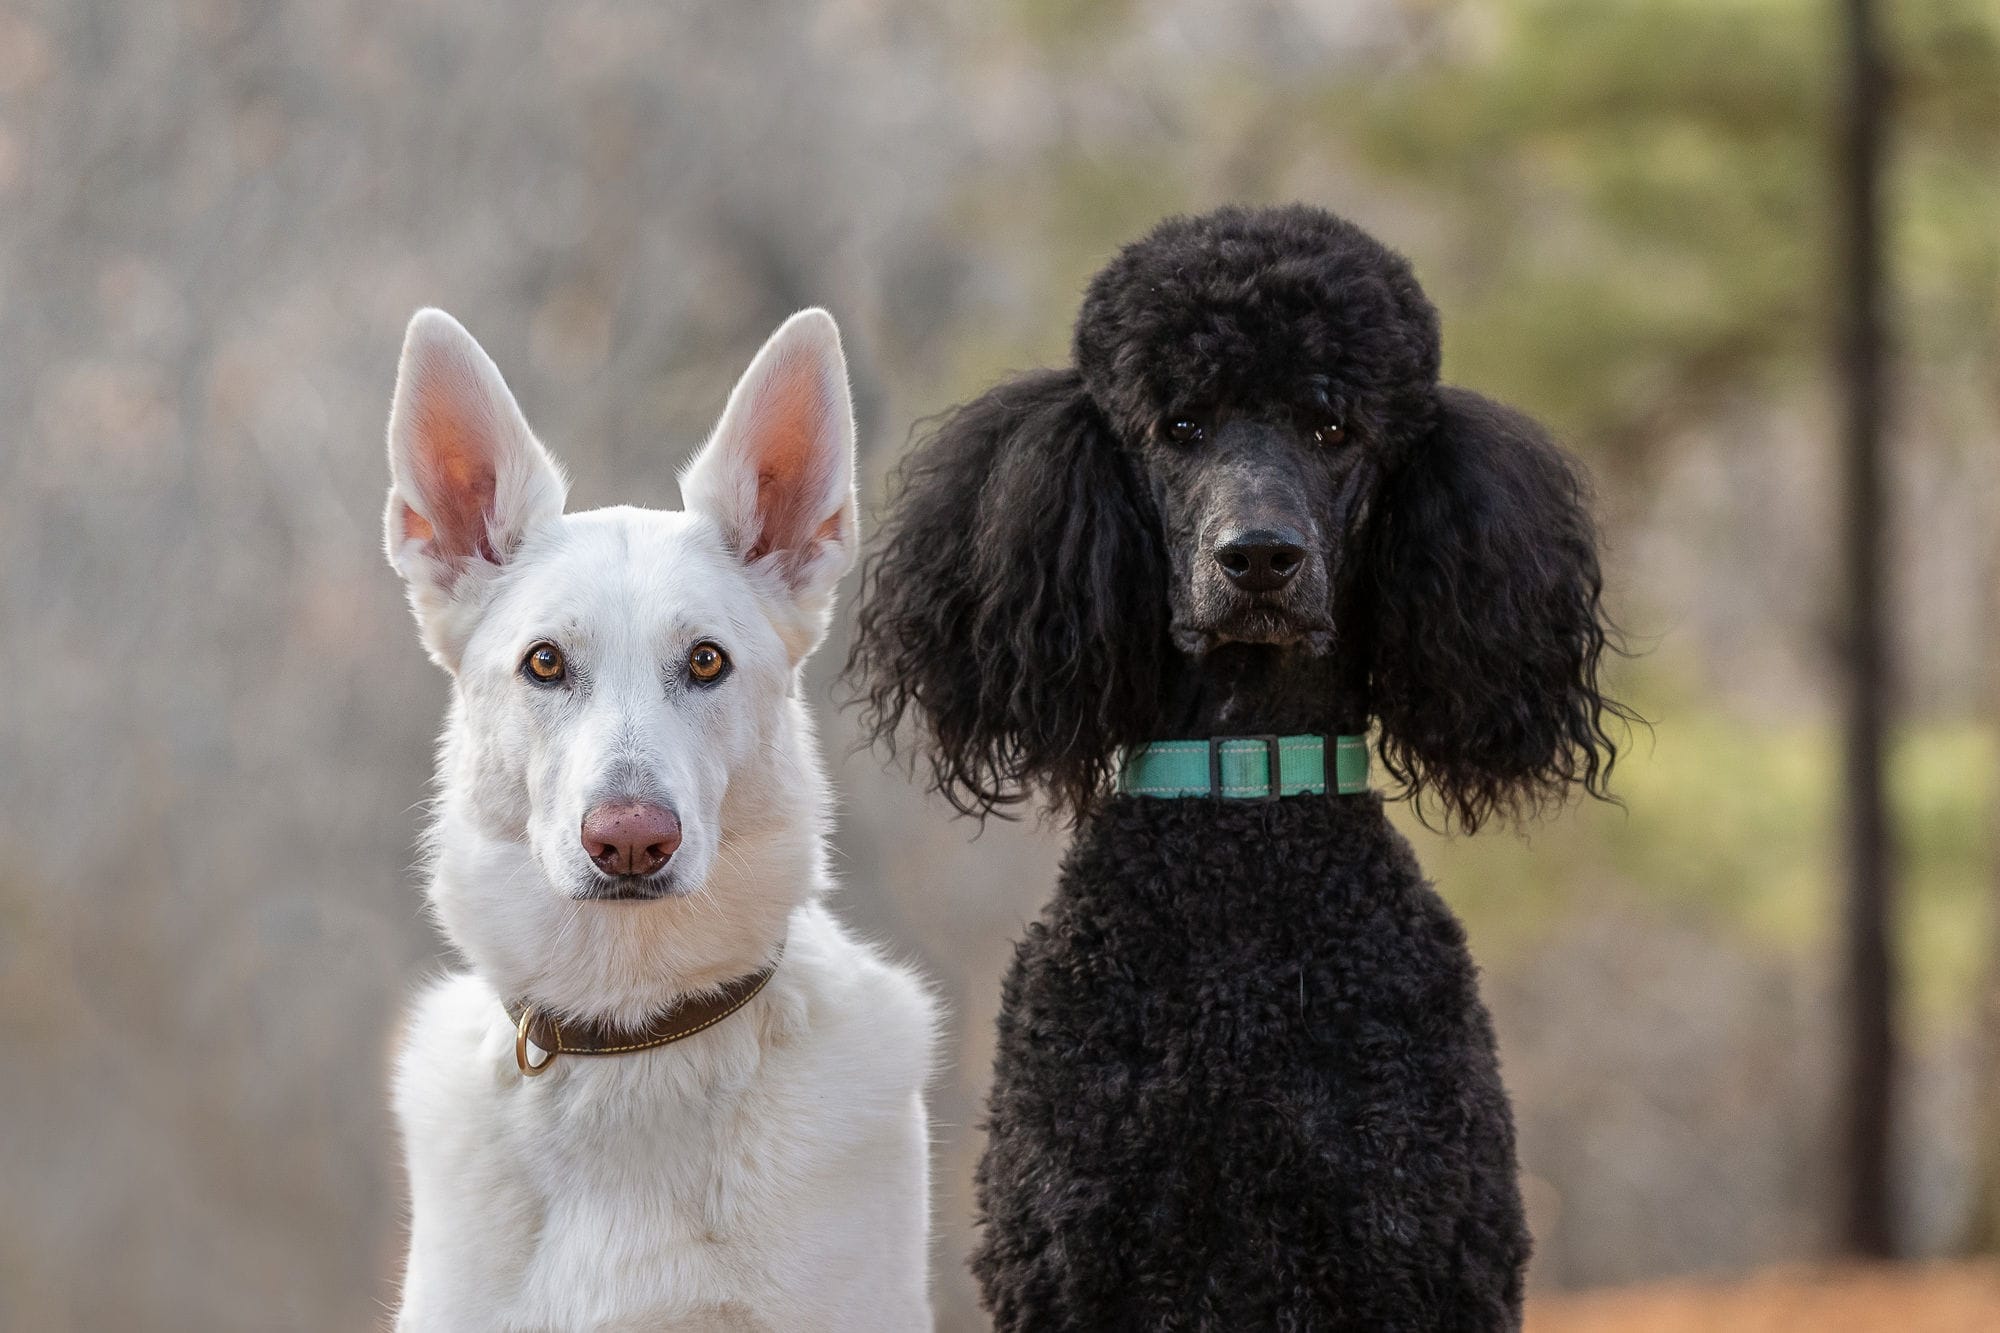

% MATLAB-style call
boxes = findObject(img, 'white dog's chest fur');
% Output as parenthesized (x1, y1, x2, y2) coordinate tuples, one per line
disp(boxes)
(396, 902, 933, 1332)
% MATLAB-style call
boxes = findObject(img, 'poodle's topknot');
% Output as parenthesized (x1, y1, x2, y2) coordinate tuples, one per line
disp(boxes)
(1073, 204, 1443, 445)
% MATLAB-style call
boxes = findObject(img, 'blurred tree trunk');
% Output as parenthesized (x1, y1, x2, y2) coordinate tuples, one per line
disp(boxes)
(1971, 384, 2000, 1253)
(1835, 0, 1897, 1260)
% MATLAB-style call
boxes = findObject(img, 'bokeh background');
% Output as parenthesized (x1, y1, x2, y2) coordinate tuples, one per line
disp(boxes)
(2, 0, 1997, 1328)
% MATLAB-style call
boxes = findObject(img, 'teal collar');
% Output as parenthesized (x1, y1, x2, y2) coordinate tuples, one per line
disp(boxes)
(1116, 734, 1370, 801)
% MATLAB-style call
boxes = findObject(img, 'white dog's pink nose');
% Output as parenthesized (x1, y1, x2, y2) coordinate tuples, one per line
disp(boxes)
(581, 801, 681, 878)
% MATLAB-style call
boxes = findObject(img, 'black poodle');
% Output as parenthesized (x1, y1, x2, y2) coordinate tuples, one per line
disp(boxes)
(852, 204, 1627, 1331)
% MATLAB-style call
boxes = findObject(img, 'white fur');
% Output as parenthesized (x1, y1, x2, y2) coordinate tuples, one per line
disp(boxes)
(383, 308, 937, 1331)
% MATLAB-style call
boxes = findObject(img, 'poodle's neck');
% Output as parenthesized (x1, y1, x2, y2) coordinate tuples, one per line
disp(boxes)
(1164, 642, 1368, 738)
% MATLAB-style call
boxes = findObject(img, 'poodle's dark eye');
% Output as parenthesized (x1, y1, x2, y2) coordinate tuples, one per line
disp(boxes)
(1164, 417, 1205, 445)
(522, 642, 566, 685)
(1313, 421, 1347, 447)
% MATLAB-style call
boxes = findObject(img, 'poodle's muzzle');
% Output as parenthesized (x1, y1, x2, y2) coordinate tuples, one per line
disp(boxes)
(1160, 418, 1340, 656)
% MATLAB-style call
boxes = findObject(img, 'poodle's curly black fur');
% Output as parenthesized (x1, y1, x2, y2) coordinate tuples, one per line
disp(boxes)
(851, 204, 1630, 1330)
(978, 796, 1527, 1330)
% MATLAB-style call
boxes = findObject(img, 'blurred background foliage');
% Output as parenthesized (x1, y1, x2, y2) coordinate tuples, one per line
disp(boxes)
(1, 0, 1996, 1328)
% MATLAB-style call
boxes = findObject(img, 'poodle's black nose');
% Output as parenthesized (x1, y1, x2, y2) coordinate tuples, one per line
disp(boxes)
(1215, 528, 1307, 592)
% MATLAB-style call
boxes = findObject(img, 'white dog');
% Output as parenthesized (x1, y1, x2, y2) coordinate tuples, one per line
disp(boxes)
(382, 306, 937, 1331)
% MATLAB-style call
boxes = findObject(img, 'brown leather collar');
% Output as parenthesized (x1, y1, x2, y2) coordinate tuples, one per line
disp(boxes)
(505, 946, 781, 1077)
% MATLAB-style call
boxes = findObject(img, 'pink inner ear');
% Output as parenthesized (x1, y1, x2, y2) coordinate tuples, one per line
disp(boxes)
(743, 361, 838, 565)
(409, 390, 500, 566)
(400, 504, 437, 545)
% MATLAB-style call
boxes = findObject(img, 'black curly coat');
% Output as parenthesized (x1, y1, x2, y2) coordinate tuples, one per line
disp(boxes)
(851, 205, 1627, 1330)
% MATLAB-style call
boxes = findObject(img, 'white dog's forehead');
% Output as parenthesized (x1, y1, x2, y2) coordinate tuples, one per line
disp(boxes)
(481, 507, 772, 662)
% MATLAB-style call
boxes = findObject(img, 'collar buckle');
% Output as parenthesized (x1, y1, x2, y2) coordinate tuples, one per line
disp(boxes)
(516, 1005, 558, 1077)
(1208, 734, 1283, 802)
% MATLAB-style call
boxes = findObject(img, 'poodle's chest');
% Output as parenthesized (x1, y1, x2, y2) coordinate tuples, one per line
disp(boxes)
(1012, 901, 1400, 1092)
(1007, 797, 1484, 1110)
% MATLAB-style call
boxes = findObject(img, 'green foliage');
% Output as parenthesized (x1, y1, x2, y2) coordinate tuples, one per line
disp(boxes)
(1404, 691, 1995, 1029)
(1341, 0, 2000, 459)
(1897, 0, 2000, 363)
(1010, 0, 1138, 50)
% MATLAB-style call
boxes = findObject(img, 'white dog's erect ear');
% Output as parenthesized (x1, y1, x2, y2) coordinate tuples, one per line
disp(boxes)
(680, 309, 859, 610)
(384, 308, 567, 666)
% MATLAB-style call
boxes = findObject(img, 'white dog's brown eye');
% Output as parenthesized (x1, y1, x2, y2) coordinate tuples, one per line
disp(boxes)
(1314, 421, 1347, 446)
(688, 641, 728, 684)
(1165, 417, 1205, 445)
(523, 642, 566, 684)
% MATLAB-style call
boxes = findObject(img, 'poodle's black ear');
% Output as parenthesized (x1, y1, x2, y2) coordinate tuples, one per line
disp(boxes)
(1365, 385, 1631, 831)
(850, 368, 1168, 820)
